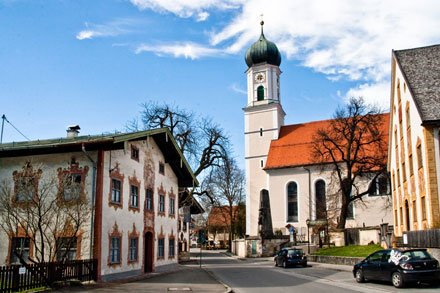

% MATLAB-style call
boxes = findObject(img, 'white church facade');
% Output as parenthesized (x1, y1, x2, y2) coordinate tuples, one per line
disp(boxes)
(243, 22, 393, 254)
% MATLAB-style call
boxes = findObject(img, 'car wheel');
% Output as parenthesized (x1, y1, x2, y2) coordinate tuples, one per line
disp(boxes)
(392, 272, 405, 288)
(355, 269, 365, 283)
(283, 260, 288, 268)
(274, 261, 278, 267)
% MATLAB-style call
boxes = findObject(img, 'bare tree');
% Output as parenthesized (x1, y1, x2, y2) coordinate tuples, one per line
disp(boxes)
(0, 163, 91, 264)
(128, 101, 230, 203)
(205, 155, 245, 249)
(312, 97, 388, 229)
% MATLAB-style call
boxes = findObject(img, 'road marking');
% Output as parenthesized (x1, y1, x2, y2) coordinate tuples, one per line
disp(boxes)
(168, 288, 192, 291)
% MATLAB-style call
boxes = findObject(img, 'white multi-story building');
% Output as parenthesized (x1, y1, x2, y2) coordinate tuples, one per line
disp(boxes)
(0, 126, 197, 281)
(388, 45, 440, 236)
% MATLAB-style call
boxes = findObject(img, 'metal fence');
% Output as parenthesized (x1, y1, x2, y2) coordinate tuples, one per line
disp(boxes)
(0, 259, 97, 293)
(404, 229, 440, 248)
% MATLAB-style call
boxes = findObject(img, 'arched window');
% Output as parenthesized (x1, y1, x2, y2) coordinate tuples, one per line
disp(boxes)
(368, 175, 389, 196)
(287, 182, 298, 222)
(315, 180, 326, 220)
(343, 178, 354, 219)
(257, 86, 264, 101)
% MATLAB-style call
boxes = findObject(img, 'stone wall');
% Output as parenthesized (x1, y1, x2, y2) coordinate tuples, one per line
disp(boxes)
(307, 255, 364, 266)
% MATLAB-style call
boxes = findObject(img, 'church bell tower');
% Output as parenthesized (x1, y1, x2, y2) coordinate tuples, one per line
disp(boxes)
(244, 21, 285, 236)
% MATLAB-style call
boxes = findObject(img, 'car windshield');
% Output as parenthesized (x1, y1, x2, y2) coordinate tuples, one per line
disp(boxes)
(402, 250, 433, 261)
(287, 249, 303, 255)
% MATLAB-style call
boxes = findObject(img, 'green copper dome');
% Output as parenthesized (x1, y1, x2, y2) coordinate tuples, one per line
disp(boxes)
(245, 21, 281, 68)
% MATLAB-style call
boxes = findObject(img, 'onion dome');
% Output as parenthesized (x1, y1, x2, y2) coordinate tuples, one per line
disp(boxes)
(245, 21, 281, 68)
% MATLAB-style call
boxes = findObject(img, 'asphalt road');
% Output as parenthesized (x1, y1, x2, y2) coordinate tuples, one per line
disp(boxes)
(191, 249, 440, 293)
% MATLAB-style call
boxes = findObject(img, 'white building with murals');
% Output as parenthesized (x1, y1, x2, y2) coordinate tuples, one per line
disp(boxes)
(0, 126, 197, 281)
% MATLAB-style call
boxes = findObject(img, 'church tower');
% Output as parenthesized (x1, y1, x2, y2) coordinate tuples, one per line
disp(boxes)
(244, 21, 285, 236)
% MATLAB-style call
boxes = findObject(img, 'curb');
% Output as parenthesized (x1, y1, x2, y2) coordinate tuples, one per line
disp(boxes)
(204, 268, 233, 293)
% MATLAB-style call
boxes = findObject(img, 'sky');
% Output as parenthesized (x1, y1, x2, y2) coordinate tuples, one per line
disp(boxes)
(1, 0, 440, 166)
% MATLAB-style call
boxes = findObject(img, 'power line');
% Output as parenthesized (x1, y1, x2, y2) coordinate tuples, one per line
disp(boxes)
(1, 114, 31, 143)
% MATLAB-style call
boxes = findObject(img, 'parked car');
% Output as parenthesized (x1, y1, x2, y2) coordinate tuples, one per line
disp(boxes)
(353, 248, 440, 288)
(274, 247, 307, 268)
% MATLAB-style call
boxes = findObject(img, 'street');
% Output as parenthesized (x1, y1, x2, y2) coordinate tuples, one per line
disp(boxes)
(192, 249, 440, 293)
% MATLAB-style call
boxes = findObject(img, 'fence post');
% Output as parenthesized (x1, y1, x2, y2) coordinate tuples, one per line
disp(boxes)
(12, 266, 20, 292)
(93, 259, 98, 281)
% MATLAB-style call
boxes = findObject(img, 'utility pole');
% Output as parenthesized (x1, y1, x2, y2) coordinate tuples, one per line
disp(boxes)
(1, 114, 6, 144)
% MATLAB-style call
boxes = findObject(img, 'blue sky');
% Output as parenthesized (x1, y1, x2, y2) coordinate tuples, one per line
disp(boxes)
(1, 0, 440, 164)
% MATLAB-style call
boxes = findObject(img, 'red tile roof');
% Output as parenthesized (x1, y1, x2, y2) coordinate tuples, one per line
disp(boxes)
(265, 113, 390, 169)
(207, 206, 240, 227)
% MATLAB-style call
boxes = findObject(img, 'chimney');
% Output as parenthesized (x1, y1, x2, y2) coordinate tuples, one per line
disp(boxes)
(66, 125, 80, 138)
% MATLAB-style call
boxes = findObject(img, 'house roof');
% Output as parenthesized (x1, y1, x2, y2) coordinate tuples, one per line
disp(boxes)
(0, 128, 198, 187)
(393, 44, 440, 125)
(265, 113, 390, 169)
(207, 206, 240, 227)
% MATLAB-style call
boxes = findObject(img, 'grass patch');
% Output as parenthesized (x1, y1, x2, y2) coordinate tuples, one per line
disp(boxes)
(312, 244, 382, 257)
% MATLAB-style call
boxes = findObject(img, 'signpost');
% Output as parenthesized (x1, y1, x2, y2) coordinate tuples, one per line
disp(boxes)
(198, 230, 205, 268)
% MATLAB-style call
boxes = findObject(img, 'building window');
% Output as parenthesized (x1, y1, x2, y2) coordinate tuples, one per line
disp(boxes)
(15, 176, 36, 202)
(10, 237, 31, 264)
(347, 201, 354, 219)
(169, 197, 175, 215)
(159, 162, 165, 175)
(260, 160, 264, 168)
(397, 168, 401, 186)
(417, 144, 423, 169)
(287, 182, 298, 222)
(394, 210, 398, 227)
(130, 185, 139, 208)
(257, 85, 264, 101)
(129, 237, 138, 262)
(369, 176, 389, 196)
(315, 180, 326, 220)
(110, 237, 121, 264)
(158, 238, 164, 259)
(111, 179, 121, 204)
(159, 194, 165, 214)
(412, 200, 417, 222)
(402, 162, 406, 182)
(422, 196, 427, 220)
(260, 128, 263, 136)
(146, 188, 153, 211)
(394, 129, 398, 148)
(409, 154, 414, 176)
(169, 238, 175, 257)
(131, 146, 139, 161)
(63, 174, 82, 201)
(56, 237, 77, 261)
(400, 206, 403, 225)
(406, 107, 411, 129)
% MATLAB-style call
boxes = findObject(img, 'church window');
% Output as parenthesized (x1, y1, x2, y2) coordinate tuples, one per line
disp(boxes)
(260, 128, 263, 136)
(287, 182, 298, 222)
(417, 144, 423, 169)
(368, 175, 389, 196)
(257, 86, 264, 101)
(315, 180, 326, 220)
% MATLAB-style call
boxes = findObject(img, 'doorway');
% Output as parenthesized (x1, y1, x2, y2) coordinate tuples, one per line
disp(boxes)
(144, 232, 153, 273)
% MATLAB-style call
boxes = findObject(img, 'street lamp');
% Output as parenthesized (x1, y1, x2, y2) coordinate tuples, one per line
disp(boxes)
(306, 218, 311, 254)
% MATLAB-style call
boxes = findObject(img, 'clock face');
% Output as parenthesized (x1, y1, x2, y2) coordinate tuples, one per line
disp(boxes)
(255, 72, 265, 83)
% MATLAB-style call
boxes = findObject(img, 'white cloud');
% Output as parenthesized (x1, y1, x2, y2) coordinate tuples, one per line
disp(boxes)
(230, 83, 247, 95)
(196, 11, 210, 22)
(129, 0, 240, 19)
(345, 82, 390, 110)
(135, 42, 222, 59)
(126, 0, 440, 105)
(76, 19, 139, 40)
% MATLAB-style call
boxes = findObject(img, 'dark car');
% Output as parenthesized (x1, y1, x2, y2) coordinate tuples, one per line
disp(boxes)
(353, 248, 440, 288)
(274, 247, 307, 268)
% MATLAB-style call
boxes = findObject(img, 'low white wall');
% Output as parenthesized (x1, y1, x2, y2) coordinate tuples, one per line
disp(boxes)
(232, 239, 246, 258)
(359, 229, 379, 245)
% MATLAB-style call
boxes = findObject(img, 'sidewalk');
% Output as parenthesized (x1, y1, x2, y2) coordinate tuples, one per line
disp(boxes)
(55, 265, 229, 292)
